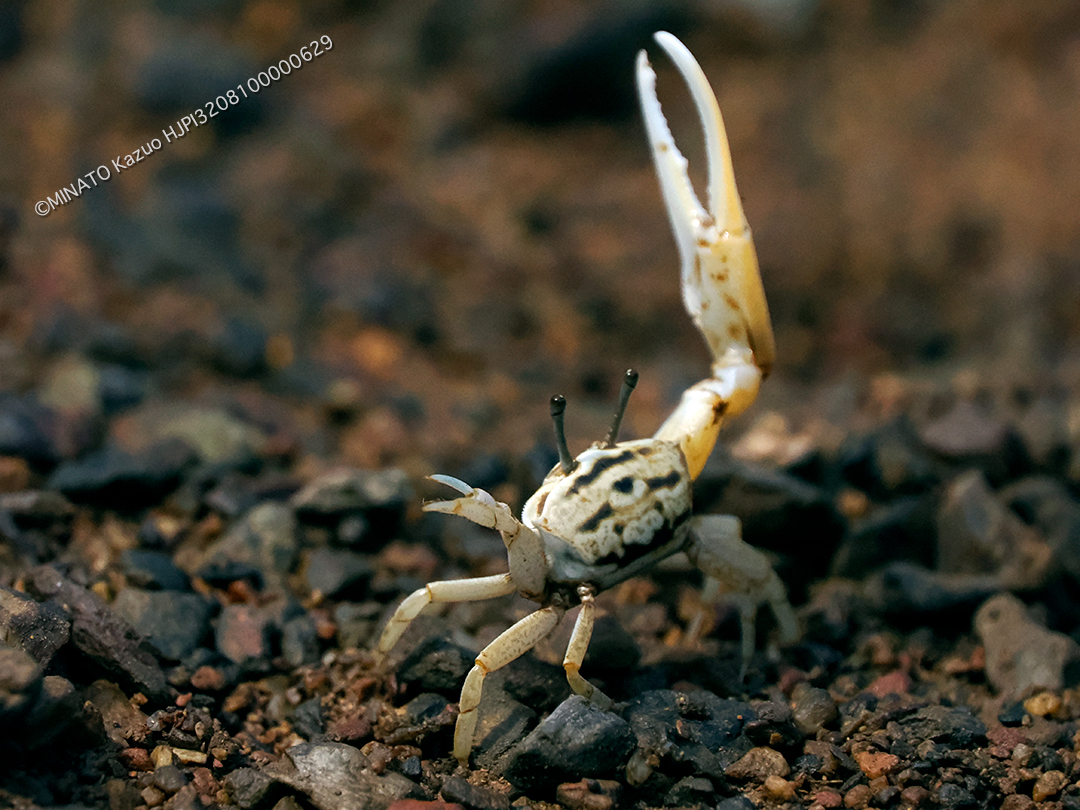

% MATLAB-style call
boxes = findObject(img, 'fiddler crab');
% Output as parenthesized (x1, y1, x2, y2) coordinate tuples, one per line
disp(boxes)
(376, 31, 799, 764)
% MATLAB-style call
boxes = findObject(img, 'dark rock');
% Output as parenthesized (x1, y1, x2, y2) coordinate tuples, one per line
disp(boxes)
(223, 767, 276, 810)
(396, 635, 474, 697)
(403, 693, 448, 725)
(864, 561, 1001, 616)
(196, 501, 298, 593)
(715, 796, 757, 810)
(119, 549, 190, 590)
(0, 395, 61, 467)
(154, 764, 187, 793)
(932, 782, 978, 809)
(830, 497, 936, 578)
(790, 683, 838, 736)
(293, 697, 325, 740)
(264, 741, 423, 810)
(48, 440, 196, 509)
(664, 775, 715, 808)
(0, 646, 42, 725)
(281, 614, 320, 667)
(111, 588, 214, 662)
(333, 602, 382, 650)
(997, 702, 1027, 726)
(0, 586, 71, 666)
(303, 547, 373, 598)
(920, 400, 1023, 482)
(492, 652, 569, 713)
(291, 467, 410, 544)
(213, 317, 268, 377)
(936, 470, 1051, 589)
(582, 614, 641, 674)
(622, 690, 753, 784)
(27, 566, 168, 700)
(974, 592, 1079, 697)
(440, 775, 509, 810)
(837, 417, 939, 498)
(473, 684, 538, 773)
(1001, 475, 1080, 585)
(0, 489, 75, 531)
(22, 674, 78, 750)
(898, 705, 986, 748)
(695, 449, 846, 589)
(744, 700, 802, 751)
(503, 696, 635, 791)
(215, 603, 274, 669)
(97, 363, 149, 415)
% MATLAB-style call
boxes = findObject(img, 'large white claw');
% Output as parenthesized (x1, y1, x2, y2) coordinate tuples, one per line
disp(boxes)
(423, 474, 519, 534)
(636, 32, 775, 379)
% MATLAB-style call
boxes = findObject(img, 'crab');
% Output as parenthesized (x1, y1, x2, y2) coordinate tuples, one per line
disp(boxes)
(376, 31, 799, 764)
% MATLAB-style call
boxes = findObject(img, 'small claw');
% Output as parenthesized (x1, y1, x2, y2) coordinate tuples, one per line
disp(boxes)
(636, 32, 775, 379)
(423, 474, 517, 535)
(427, 473, 474, 495)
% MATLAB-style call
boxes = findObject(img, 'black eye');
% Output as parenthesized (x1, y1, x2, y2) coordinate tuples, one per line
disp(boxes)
(612, 476, 635, 494)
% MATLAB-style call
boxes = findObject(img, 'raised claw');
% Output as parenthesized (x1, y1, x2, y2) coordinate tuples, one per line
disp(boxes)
(636, 32, 775, 381)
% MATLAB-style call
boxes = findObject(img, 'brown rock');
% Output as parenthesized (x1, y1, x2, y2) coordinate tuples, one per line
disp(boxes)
(855, 750, 901, 779)
(726, 746, 790, 779)
(555, 779, 622, 810)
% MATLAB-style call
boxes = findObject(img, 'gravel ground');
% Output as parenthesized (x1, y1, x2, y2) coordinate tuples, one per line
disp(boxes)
(3, 1, 1080, 809)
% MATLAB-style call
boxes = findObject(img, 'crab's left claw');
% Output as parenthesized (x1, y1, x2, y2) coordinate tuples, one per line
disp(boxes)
(637, 32, 775, 385)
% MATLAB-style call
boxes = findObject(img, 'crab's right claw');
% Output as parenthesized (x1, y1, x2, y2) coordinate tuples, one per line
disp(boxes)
(424, 474, 520, 535)
(636, 32, 775, 384)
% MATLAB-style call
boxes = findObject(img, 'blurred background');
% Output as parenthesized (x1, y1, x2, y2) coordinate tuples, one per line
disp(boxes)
(2, 0, 1080, 486)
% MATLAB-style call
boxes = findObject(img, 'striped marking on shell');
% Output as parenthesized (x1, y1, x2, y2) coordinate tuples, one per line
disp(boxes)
(523, 438, 691, 564)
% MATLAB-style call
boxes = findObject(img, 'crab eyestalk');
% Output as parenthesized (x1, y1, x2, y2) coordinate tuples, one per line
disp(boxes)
(637, 32, 775, 479)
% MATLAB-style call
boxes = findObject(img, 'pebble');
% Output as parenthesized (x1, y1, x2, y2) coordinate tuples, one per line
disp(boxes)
(265, 742, 423, 810)
(854, 750, 900, 779)
(119, 549, 190, 591)
(791, 684, 838, 735)
(114, 402, 268, 465)
(837, 416, 938, 499)
(439, 776, 509, 810)
(554, 779, 622, 810)
(1032, 769, 1067, 802)
(1000, 475, 1080, 586)
(111, 588, 215, 662)
(0, 585, 71, 666)
(196, 501, 298, 593)
(830, 496, 935, 578)
(936, 470, 1050, 588)
(898, 705, 986, 748)
(28, 566, 168, 700)
(974, 592, 1079, 697)
(303, 547, 373, 598)
(664, 775, 714, 807)
(47, 440, 197, 509)
(281, 614, 321, 667)
(725, 746, 790, 780)
(215, 604, 273, 669)
(502, 696, 635, 792)
(395, 635, 474, 697)
(472, 684, 537, 772)
(291, 467, 411, 544)
(919, 400, 1014, 476)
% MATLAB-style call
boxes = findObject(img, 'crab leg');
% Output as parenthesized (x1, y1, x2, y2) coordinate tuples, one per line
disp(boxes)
(637, 32, 775, 479)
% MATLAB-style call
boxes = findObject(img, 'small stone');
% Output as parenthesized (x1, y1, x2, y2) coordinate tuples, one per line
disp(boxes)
(843, 783, 872, 809)
(1032, 769, 1067, 802)
(932, 783, 977, 808)
(936, 470, 1050, 588)
(812, 789, 843, 808)
(223, 768, 274, 810)
(975, 593, 1080, 697)
(119, 549, 190, 591)
(265, 741, 423, 810)
(440, 776, 509, 810)
(899, 785, 930, 806)
(153, 764, 187, 793)
(111, 588, 214, 662)
(120, 747, 153, 771)
(715, 798, 756, 810)
(281, 614, 320, 667)
(396, 636, 474, 697)
(725, 746, 790, 780)
(897, 705, 986, 748)
(0, 586, 71, 667)
(791, 684, 838, 736)
(215, 604, 273, 668)
(855, 750, 900, 779)
(303, 548, 373, 598)
(196, 501, 298, 593)
(1000, 795, 1034, 810)
(865, 670, 911, 698)
(291, 467, 410, 542)
(554, 779, 621, 810)
(663, 776, 714, 808)
(763, 774, 796, 801)
(1022, 690, 1062, 717)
